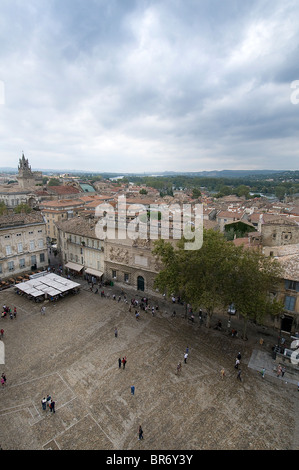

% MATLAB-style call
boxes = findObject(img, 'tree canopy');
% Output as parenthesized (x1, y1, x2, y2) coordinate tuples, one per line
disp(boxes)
(153, 229, 283, 338)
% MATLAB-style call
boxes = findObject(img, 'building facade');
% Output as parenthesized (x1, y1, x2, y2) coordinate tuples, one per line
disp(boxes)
(261, 217, 299, 250)
(40, 199, 87, 242)
(56, 215, 177, 293)
(104, 233, 161, 293)
(56, 216, 105, 280)
(274, 245, 299, 334)
(0, 212, 48, 280)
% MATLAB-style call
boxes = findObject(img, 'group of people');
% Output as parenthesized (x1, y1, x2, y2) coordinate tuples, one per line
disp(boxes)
(116, 355, 144, 441)
(1, 305, 17, 319)
(276, 363, 286, 378)
(176, 347, 190, 374)
(41, 394, 55, 413)
(235, 352, 242, 381)
(118, 356, 127, 369)
(220, 352, 243, 381)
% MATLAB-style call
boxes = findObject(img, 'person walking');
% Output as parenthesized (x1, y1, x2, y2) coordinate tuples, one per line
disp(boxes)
(184, 353, 188, 364)
(261, 368, 266, 378)
(234, 358, 240, 369)
(122, 357, 127, 369)
(237, 369, 242, 381)
(118, 358, 122, 369)
(41, 306, 46, 315)
(0, 329, 4, 338)
(138, 425, 143, 440)
(221, 367, 225, 379)
(13, 307, 17, 318)
(41, 397, 47, 410)
(1, 373, 6, 385)
(176, 362, 182, 375)
(131, 385, 135, 396)
(281, 366, 286, 378)
(114, 327, 118, 338)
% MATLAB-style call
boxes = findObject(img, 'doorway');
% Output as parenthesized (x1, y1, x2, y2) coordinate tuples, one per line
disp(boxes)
(281, 315, 293, 333)
(137, 276, 145, 291)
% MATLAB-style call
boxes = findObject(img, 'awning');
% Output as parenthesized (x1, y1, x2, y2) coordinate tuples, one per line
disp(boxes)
(15, 273, 80, 298)
(65, 262, 84, 272)
(85, 268, 104, 278)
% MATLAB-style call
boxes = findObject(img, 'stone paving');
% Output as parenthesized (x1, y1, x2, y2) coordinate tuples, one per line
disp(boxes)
(0, 280, 299, 450)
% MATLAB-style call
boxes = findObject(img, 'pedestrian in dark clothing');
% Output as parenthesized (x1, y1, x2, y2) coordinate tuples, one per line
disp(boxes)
(50, 400, 55, 413)
(114, 327, 118, 338)
(138, 425, 143, 440)
(131, 385, 135, 395)
(118, 358, 122, 369)
(122, 357, 127, 369)
(42, 397, 47, 410)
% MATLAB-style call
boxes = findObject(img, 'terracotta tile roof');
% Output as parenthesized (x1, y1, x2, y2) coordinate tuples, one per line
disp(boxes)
(55, 217, 98, 238)
(0, 211, 45, 228)
(48, 186, 81, 195)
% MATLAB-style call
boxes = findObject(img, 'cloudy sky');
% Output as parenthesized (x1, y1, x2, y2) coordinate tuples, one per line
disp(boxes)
(0, 0, 299, 173)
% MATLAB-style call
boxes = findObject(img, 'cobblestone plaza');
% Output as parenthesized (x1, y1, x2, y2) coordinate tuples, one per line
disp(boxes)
(0, 282, 299, 450)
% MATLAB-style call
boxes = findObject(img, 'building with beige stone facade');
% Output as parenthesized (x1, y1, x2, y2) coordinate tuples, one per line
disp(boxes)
(270, 244, 299, 334)
(56, 216, 105, 280)
(104, 233, 162, 292)
(40, 199, 87, 243)
(261, 216, 299, 252)
(55, 212, 182, 293)
(0, 212, 48, 280)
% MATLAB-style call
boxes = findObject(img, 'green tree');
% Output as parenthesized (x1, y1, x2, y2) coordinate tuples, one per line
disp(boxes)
(225, 248, 283, 339)
(153, 230, 283, 337)
(191, 188, 201, 199)
(153, 229, 237, 327)
(48, 178, 61, 186)
(235, 184, 250, 198)
(0, 201, 8, 215)
(275, 185, 287, 201)
(14, 203, 32, 214)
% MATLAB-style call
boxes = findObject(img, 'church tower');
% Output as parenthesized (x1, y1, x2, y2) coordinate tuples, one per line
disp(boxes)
(17, 152, 43, 188)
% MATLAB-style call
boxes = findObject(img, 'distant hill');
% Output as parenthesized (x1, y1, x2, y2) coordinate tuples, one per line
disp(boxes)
(0, 167, 296, 179)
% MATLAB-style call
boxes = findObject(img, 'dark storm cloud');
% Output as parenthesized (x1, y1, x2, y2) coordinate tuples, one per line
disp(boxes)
(0, 0, 298, 172)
